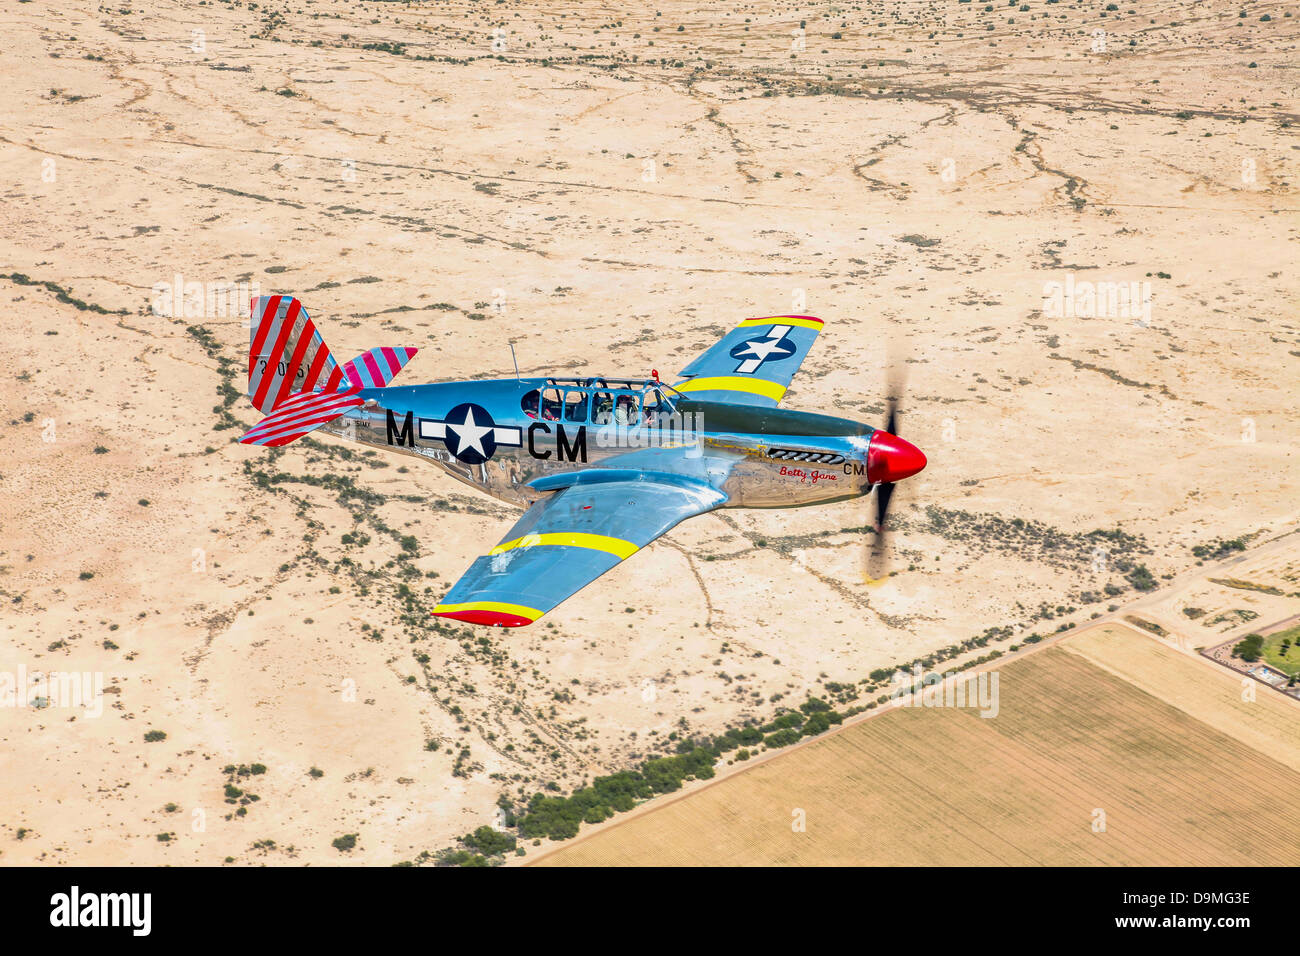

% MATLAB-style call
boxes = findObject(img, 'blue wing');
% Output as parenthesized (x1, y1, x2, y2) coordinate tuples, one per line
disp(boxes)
(674, 315, 824, 407)
(433, 475, 726, 627)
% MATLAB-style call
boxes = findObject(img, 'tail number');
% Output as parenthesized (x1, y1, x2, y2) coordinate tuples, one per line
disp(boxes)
(257, 356, 308, 381)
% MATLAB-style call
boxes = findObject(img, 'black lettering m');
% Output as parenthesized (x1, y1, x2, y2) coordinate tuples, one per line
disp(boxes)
(557, 425, 588, 463)
(387, 409, 414, 447)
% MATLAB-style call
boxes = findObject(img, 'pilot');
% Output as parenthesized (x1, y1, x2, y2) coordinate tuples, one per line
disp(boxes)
(541, 391, 561, 421)
(643, 391, 661, 426)
(522, 390, 539, 419)
(614, 394, 637, 425)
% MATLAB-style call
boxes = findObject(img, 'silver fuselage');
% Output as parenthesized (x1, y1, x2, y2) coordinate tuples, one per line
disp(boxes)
(317, 378, 879, 510)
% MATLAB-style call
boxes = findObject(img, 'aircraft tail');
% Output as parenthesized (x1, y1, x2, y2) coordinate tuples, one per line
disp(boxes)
(247, 294, 344, 413)
(240, 295, 417, 446)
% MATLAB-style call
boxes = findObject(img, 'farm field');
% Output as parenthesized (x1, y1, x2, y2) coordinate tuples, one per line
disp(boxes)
(1064, 625, 1300, 770)
(535, 625, 1300, 865)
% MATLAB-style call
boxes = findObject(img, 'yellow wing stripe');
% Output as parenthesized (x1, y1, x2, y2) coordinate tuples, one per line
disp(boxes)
(433, 601, 543, 621)
(675, 376, 788, 401)
(737, 316, 824, 331)
(490, 532, 640, 561)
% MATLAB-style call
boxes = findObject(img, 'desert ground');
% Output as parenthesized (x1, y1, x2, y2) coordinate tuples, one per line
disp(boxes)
(0, 0, 1296, 865)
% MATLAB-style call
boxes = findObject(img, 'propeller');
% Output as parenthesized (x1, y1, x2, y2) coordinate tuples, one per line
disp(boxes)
(867, 365, 909, 581)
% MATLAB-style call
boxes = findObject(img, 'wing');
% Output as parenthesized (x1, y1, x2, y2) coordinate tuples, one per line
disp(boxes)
(674, 315, 824, 407)
(433, 476, 726, 627)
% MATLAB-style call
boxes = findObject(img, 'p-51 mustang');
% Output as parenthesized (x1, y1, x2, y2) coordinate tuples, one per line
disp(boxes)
(240, 296, 926, 627)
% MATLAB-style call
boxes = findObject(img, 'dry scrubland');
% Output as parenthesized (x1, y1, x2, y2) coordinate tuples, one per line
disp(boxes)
(0, 0, 1296, 864)
(537, 624, 1300, 865)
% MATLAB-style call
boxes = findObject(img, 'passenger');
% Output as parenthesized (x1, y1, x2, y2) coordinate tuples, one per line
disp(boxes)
(566, 392, 589, 422)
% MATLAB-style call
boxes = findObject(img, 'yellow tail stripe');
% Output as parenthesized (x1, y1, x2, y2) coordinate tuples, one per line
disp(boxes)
(676, 376, 788, 401)
(434, 601, 543, 621)
(490, 532, 640, 561)
(737, 316, 823, 331)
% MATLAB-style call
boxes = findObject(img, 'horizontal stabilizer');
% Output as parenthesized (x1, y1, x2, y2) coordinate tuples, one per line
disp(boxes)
(239, 387, 363, 446)
(343, 347, 419, 388)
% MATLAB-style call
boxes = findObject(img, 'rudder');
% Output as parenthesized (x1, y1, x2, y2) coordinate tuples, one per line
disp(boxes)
(247, 295, 344, 414)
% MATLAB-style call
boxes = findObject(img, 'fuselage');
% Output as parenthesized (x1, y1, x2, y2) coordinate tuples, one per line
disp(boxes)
(316, 376, 885, 510)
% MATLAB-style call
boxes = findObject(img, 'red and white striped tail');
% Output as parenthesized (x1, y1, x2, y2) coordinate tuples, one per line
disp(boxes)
(241, 295, 418, 447)
(247, 295, 344, 415)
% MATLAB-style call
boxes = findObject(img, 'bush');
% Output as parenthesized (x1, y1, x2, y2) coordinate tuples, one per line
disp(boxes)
(1126, 564, 1157, 591)
(436, 849, 487, 867)
(761, 711, 805, 733)
(1191, 537, 1247, 560)
(462, 825, 516, 856)
(1233, 634, 1263, 663)
(800, 712, 834, 736)
(764, 728, 802, 748)
(517, 745, 718, 841)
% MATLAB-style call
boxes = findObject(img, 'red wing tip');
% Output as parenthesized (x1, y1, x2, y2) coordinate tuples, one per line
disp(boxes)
(433, 609, 535, 628)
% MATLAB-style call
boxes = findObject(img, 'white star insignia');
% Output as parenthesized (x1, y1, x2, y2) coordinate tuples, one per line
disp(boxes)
(447, 406, 493, 457)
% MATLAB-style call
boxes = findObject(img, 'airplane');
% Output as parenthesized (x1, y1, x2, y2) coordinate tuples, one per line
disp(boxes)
(239, 295, 927, 628)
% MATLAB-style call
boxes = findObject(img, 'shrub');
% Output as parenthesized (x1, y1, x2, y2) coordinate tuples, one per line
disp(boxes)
(1233, 634, 1263, 663)
(462, 825, 516, 856)
(1126, 564, 1157, 591)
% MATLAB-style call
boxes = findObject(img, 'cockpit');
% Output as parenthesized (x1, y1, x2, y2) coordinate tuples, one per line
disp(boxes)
(520, 377, 679, 426)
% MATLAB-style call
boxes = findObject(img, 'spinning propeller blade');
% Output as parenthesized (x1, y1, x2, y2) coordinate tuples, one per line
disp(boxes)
(867, 362, 924, 580)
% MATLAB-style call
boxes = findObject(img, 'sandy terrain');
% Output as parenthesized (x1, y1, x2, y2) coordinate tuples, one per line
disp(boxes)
(0, 0, 1296, 864)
